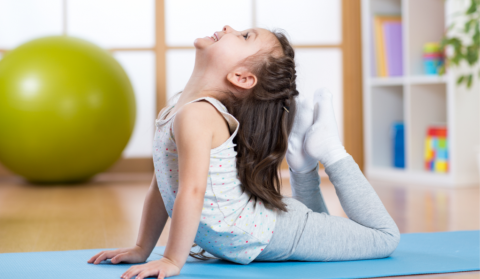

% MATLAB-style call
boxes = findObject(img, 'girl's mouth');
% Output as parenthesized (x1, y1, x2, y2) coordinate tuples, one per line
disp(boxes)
(212, 32, 219, 42)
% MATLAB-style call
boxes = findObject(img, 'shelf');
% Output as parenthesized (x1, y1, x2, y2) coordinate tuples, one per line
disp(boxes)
(367, 167, 452, 186)
(370, 86, 404, 168)
(406, 0, 445, 76)
(369, 0, 401, 15)
(409, 84, 447, 172)
(409, 75, 447, 84)
(362, 0, 480, 186)
(369, 77, 405, 86)
(368, 75, 448, 86)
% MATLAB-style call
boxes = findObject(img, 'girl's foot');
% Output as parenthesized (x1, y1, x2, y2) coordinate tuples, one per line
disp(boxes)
(304, 88, 348, 168)
(286, 90, 318, 173)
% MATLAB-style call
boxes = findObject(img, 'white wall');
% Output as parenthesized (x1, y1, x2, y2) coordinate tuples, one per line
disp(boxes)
(0, 0, 63, 49)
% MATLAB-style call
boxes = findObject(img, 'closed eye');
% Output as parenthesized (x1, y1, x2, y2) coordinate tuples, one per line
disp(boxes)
(243, 32, 249, 40)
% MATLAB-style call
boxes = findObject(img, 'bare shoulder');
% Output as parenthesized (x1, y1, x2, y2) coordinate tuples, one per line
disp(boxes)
(173, 100, 227, 134)
(173, 100, 230, 149)
(175, 101, 222, 124)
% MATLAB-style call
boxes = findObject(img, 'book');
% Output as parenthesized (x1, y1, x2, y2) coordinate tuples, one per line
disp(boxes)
(384, 22, 403, 76)
(370, 17, 377, 77)
(373, 15, 402, 77)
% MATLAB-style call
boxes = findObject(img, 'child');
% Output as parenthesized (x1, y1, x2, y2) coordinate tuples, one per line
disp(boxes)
(87, 26, 400, 279)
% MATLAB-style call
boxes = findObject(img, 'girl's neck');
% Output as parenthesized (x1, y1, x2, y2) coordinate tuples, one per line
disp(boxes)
(175, 65, 227, 107)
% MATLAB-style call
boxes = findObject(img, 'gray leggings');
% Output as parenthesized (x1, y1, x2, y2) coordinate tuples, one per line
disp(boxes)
(254, 155, 400, 262)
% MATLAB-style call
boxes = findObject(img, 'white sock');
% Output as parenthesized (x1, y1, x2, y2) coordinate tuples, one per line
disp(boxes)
(286, 90, 319, 174)
(304, 88, 348, 168)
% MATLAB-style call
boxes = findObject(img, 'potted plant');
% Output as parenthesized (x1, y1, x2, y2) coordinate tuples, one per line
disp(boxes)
(440, 0, 480, 88)
(440, 0, 480, 182)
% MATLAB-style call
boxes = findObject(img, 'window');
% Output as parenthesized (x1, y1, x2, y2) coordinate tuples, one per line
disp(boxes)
(164, 0, 343, 141)
(0, 0, 345, 164)
(0, 0, 156, 158)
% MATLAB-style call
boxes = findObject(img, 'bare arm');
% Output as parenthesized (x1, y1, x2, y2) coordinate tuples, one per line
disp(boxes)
(117, 102, 225, 278)
(135, 174, 170, 258)
(162, 102, 217, 269)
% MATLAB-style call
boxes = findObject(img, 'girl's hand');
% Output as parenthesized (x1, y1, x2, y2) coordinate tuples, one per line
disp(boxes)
(87, 245, 148, 265)
(121, 257, 181, 279)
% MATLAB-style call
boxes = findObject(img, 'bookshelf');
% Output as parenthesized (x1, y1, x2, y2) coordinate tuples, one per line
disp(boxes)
(361, 0, 480, 186)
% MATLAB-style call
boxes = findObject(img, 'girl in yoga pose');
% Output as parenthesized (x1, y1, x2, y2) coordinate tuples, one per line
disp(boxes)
(87, 25, 400, 279)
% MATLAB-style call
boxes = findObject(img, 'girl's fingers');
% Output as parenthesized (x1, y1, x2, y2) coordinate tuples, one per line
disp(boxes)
(137, 269, 155, 279)
(122, 266, 140, 279)
(93, 252, 107, 264)
(111, 252, 128, 264)
(157, 269, 166, 279)
(87, 251, 103, 263)
(93, 251, 116, 264)
(121, 269, 130, 279)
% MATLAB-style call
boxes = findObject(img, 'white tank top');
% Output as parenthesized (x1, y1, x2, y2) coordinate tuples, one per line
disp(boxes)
(153, 96, 277, 264)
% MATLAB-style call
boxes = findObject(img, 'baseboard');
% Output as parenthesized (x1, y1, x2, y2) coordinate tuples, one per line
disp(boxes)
(105, 157, 154, 173)
(0, 157, 154, 179)
(0, 157, 322, 179)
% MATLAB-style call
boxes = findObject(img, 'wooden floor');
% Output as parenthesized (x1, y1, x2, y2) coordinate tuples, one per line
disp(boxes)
(0, 172, 478, 279)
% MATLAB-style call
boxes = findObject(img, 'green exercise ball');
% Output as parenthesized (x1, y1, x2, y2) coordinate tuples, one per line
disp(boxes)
(0, 36, 136, 184)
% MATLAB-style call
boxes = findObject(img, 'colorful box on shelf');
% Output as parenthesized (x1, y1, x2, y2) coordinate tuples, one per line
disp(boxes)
(392, 122, 405, 168)
(424, 126, 448, 173)
(423, 43, 444, 75)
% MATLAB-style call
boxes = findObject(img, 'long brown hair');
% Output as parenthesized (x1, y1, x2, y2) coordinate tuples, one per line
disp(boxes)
(162, 29, 298, 261)
(223, 29, 298, 212)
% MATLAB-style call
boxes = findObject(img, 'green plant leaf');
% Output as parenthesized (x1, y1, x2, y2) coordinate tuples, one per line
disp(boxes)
(440, 0, 480, 89)
(466, 46, 479, 65)
(465, 19, 476, 32)
(451, 52, 463, 65)
(466, 0, 477, 14)
(466, 74, 473, 88)
(448, 37, 463, 52)
(473, 22, 480, 45)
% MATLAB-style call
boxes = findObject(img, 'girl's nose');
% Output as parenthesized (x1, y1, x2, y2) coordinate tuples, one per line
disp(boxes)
(222, 25, 239, 35)
(223, 25, 232, 33)
(217, 25, 241, 41)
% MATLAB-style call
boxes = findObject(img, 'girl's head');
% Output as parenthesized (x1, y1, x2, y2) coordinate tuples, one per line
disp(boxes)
(194, 25, 282, 96)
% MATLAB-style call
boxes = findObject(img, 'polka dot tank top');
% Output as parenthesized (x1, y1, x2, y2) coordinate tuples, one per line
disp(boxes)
(153, 96, 277, 265)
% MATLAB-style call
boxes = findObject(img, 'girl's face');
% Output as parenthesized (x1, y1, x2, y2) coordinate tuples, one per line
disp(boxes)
(194, 25, 277, 74)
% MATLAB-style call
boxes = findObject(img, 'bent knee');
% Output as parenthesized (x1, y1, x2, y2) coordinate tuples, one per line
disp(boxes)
(379, 228, 401, 258)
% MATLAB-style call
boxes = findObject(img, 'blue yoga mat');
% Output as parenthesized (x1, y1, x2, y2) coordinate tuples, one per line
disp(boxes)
(0, 230, 478, 279)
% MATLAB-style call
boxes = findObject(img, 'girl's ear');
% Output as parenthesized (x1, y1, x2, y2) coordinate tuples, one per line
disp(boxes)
(227, 68, 257, 90)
